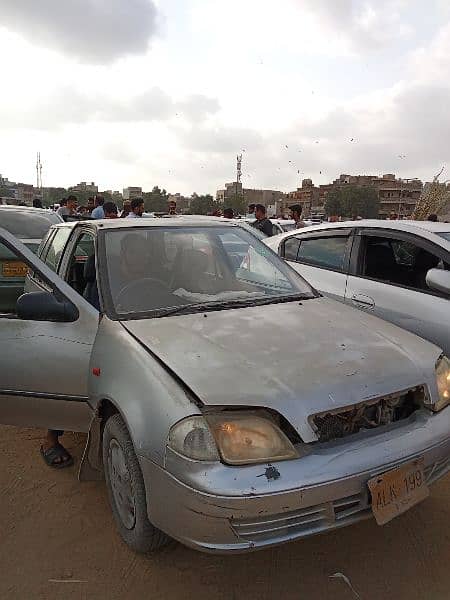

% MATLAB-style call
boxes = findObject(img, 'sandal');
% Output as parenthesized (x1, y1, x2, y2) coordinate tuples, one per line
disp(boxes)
(40, 443, 74, 469)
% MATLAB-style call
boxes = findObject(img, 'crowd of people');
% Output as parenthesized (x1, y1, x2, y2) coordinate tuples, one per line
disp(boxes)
(47, 194, 145, 221)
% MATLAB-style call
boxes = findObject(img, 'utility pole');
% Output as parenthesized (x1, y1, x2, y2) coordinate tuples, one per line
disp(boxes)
(235, 153, 242, 209)
(36, 152, 43, 202)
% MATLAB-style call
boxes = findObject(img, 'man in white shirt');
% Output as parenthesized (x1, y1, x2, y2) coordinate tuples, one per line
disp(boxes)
(56, 195, 77, 220)
(127, 197, 145, 218)
(91, 195, 105, 219)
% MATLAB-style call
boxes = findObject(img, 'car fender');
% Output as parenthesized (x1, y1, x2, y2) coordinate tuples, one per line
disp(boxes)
(81, 316, 202, 478)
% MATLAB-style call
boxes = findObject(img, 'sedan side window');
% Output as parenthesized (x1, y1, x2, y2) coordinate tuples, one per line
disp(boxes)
(296, 236, 349, 271)
(283, 236, 301, 260)
(362, 235, 446, 292)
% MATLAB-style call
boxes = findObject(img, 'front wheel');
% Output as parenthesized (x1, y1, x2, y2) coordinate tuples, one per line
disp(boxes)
(102, 413, 169, 553)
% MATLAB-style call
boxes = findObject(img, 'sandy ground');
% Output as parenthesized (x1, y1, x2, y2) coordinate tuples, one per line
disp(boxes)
(1, 426, 450, 600)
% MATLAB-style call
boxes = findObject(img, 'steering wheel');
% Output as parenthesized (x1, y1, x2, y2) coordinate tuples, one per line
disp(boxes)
(115, 277, 169, 312)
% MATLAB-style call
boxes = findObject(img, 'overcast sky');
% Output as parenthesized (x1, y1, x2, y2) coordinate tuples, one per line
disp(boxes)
(0, 0, 449, 195)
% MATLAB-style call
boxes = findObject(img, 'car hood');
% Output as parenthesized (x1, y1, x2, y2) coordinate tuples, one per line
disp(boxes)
(122, 298, 440, 442)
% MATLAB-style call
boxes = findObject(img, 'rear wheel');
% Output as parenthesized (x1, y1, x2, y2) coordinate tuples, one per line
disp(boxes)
(103, 413, 169, 553)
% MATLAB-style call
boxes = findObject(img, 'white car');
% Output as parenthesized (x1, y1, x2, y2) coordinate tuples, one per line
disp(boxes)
(264, 219, 450, 355)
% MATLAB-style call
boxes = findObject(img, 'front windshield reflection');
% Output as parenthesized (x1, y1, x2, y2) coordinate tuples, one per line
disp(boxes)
(102, 226, 314, 317)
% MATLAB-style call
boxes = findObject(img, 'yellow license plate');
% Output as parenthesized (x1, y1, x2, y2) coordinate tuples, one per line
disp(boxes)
(368, 458, 428, 525)
(2, 261, 28, 277)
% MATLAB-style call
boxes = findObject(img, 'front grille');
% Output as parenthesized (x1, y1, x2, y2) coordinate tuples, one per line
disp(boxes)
(311, 387, 424, 443)
(231, 493, 370, 543)
(231, 454, 450, 545)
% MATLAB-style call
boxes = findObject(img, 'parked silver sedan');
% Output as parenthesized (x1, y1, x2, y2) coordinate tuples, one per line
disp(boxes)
(1, 219, 450, 554)
(265, 220, 450, 355)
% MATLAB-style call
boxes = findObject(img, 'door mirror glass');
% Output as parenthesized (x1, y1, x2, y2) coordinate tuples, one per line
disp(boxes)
(426, 269, 450, 296)
(16, 291, 79, 322)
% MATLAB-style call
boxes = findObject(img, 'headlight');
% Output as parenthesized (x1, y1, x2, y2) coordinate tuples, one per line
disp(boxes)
(167, 411, 299, 465)
(434, 355, 450, 411)
(167, 416, 220, 461)
(206, 411, 298, 465)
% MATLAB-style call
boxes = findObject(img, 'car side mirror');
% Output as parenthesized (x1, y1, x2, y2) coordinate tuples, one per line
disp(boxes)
(426, 268, 450, 296)
(16, 291, 79, 322)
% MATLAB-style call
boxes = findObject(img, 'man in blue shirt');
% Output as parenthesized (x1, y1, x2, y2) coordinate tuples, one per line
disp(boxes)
(91, 195, 105, 219)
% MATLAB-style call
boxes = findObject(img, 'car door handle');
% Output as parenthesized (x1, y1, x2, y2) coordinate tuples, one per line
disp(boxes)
(351, 294, 375, 309)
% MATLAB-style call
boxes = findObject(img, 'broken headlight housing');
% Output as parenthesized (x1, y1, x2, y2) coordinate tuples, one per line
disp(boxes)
(433, 355, 450, 412)
(167, 411, 298, 465)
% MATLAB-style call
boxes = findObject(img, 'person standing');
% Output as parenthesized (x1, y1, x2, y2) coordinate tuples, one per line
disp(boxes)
(251, 204, 273, 236)
(87, 197, 95, 215)
(104, 201, 118, 218)
(57, 195, 77, 220)
(120, 200, 131, 218)
(91, 195, 105, 219)
(127, 198, 145, 218)
(246, 203, 256, 218)
(290, 204, 306, 228)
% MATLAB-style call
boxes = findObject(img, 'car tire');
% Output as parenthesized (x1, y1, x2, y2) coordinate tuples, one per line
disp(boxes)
(103, 413, 169, 553)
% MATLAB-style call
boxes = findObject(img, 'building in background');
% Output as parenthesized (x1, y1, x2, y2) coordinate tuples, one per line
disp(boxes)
(16, 182, 34, 205)
(69, 181, 98, 195)
(287, 179, 321, 217)
(123, 186, 143, 200)
(288, 173, 423, 219)
(216, 182, 286, 215)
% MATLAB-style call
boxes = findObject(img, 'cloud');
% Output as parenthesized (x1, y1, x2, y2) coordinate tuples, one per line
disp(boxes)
(300, 0, 414, 52)
(0, 87, 219, 130)
(0, 0, 158, 64)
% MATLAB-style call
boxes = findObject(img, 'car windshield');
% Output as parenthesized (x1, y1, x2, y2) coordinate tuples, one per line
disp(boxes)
(438, 232, 450, 242)
(101, 225, 315, 318)
(0, 210, 60, 239)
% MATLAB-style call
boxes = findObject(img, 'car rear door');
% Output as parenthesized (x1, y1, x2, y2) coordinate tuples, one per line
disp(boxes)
(0, 227, 99, 432)
(345, 227, 450, 355)
(279, 228, 353, 302)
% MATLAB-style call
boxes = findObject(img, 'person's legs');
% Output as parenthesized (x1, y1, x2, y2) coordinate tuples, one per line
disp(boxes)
(41, 430, 73, 468)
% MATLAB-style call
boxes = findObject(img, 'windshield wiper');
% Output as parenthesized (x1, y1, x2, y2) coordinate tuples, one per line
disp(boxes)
(153, 293, 314, 318)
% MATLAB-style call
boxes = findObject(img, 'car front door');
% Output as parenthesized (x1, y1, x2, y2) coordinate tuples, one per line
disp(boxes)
(0, 227, 99, 432)
(280, 229, 353, 302)
(345, 228, 450, 355)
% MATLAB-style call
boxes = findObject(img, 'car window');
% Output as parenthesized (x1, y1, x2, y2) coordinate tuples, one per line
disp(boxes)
(65, 232, 96, 297)
(101, 226, 314, 317)
(297, 236, 349, 271)
(362, 235, 447, 293)
(0, 210, 60, 239)
(283, 236, 301, 261)
(43, 228, 72, 272)
(438, 232, 450, 242)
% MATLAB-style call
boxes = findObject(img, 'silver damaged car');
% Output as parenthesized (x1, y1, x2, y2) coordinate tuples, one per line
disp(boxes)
(1, 219, 450, 554)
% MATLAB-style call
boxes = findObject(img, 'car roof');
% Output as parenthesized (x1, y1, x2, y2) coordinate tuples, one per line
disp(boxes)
(265, 219, 450, 249)
(0, 205, 56, 216)
(51, 216, 248, 230)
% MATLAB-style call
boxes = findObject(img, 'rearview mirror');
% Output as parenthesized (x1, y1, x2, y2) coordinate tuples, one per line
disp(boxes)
(16, 291, 79, 322)
(426, 268, 450, 296)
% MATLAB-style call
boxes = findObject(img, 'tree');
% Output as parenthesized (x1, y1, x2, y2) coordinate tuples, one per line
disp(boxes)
(325, 185, 379, 218)
(41, 187, 67, 207)
(225, 194, 246, 216)
(143, 186, 169, 212)
(189, 193, 216, 215)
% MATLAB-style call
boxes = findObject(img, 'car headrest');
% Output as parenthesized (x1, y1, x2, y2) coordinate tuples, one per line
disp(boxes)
(415, 249, 439, 271)
(180, 249, 210, 273)
(83, 255, 97, 282)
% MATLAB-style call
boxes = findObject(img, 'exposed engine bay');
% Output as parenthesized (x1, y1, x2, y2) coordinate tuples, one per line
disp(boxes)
(311, 387, 425, 443)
